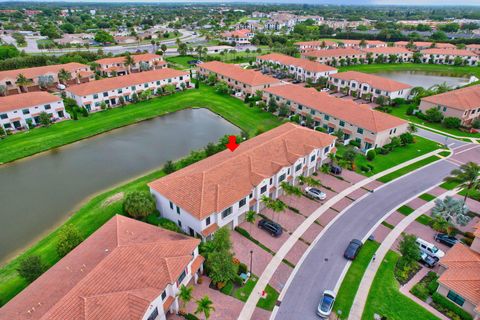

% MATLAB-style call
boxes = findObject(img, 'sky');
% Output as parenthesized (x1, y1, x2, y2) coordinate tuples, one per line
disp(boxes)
(3, 0, 480, 4)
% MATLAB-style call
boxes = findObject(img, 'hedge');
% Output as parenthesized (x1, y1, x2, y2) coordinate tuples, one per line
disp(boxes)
(432, 293, 473, 320)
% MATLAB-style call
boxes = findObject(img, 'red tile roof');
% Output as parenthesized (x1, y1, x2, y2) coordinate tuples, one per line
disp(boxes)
(0, 215, 200, 320)
(302, 48, 365, 58)
(198, 61, 281, 87)
(294, 40, 337, 47)
(421, 48, 478, 56)
(329, 71, 412, 92)
(439, 243, 480, 307)
(395, 41, 456, 49)
(95, 53, 162, 65)
(0, 62, 89, 81)
(67, 68, 188, 96)
(258, 53, 337, 73)
(0, 91, 61, 113)
(149, 123, 335, 219)
(264, 84, 407, 133)
(361, 47, 413, 55)
(340, 39, 386, 46)
(421, 84, 480, 111)
(221, 29, 252, 38)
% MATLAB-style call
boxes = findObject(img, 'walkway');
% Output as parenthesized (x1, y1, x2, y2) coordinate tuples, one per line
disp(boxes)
(348, 188, 458, 320)
(414, 123, 479, 144)
(238, 148, 446, 320)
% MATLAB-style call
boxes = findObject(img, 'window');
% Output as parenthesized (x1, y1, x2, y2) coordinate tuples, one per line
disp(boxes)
(324, 146, 330, 153)
(4, 123, 11, 128)
(221, 207, 232, 218)
(447, 291, 465, 306)
(279, 173, 286, 182)
(169, 201, 173, 210)
(0, 113, 7, 119)
(93, 94, 98, 99)
(178, 220, 182, 227)
(176, 206, 180, 214)
(269, 178, 273, 185)
(156, 81, 161, 85)
(339, 120, 345, 127)
(161, 290, 167, 300)
(324, 115, 330, 121)
(295, 163, 302, 171)
(117, 89, 123, 94)
(147, 307, 159, 320)
(239, 198, 246, 207)
(310, 154, 316, 162)
(58, 111, 64, 118)
(206, 216, 211, 226)
(298, 105, 303, 110)
(144, 83, 148, 88)
(178, 269, 187, 284)
(44, 104, 51, 110)
(131, 86, 136, 90)
(103, 92, 108, 97)
(260, 185, 267, 194)
(249, 193, 253, 198)
(357, 128, 364, 134)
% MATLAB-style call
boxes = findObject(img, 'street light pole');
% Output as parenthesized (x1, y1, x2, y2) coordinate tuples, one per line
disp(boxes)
(250, 250, 253, 275)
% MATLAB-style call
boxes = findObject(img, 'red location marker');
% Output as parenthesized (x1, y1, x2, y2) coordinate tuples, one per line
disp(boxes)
(226, 135, 239, 152)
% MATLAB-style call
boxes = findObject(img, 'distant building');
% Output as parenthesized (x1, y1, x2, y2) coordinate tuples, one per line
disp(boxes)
(221, 29, 255, 45)
(0, 91, 68, 131)
(394, 41, 456, 51)
(340, 39, 387, 49)
(420, 48, 479, 65)
(294, 40, 338, 52)
(419, 84, 480, 127)
(95, 53, 165, 77)
(361, 47, 414, 63)
(0, 215, 204, 320)
(301, 48, 367, 66)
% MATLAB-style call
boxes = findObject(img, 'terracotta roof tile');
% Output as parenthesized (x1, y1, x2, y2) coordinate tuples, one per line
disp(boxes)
(421, 84, 480, 111)
(421, 48, 478, 56)
(395, 41, 456, 49)
(201, 223, 219, 237)
(257, 53, 337, 73)
(0, 91, 61, 113)
(0, 62, 88, 81)
(96, 53, 162, 65)
(264, 84, 407, 132)
(198, 61, 282, 87)
(330, 71, 412, 92)
(221, 29, 252, 38)
(362, 47, 413, 55)
(66, 68, 188, 96)
(0, 215, 200, 320)
(149, 123, 335, 219)
(294, 40, 337, 47)
(302, 48, 366, 58)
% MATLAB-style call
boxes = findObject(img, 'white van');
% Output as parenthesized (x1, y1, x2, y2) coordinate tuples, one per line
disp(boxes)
(416, 237, 445, 259)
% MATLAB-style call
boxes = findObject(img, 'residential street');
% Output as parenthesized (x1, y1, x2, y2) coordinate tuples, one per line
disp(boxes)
(275, 133, 479, 320)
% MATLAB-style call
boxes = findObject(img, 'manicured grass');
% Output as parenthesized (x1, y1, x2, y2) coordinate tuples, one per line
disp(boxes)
(459, 188, 480, 202)
(397, 205, 415, 216)
(382, 221, 395, 229)
(416, 214, 434, 226)
(440, 180, 460, 190)
(166, 55, 196, 69)
(333, 240, 380, 319)
(438, 150, 451, 157)
(419, 193, 436, 202)
(232, 275, 279, 311)
(377, 155, 441, 183)
(0, 86, 282, 164)
(362, 250, 440, 320)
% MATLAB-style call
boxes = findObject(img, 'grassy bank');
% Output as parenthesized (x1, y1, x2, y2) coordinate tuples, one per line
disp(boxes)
(362, 251, 440, 320)
(378, 155, 442, 183)
(0, 86, 282, 164)
(333, 240, 380, 319)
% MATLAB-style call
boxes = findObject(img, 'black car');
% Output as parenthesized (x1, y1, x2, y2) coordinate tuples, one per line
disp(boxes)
(330, 165, 342, 175)
(419, 252, 439, 268)
(258, 219, 283, 237)
(344, 239, 363, 260)
(434, 233, 459, 247)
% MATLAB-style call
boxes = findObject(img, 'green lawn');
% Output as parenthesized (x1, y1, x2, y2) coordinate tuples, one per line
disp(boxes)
(0, 86, 282, 305)
(0, 86, 282, 164)
(362, 251, 440, 320)
(419, 193, 436, 202)
(377, 155, 441, 183)
(232, 275, 279, 311)
(166, 55, 196, 69)
(333, 240, 380, 319)
(397, 205, 415, 216)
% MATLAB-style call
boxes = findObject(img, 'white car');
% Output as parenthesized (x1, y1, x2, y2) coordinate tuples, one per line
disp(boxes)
(317, 290, 336, 318)
(416, 237, 445, 259)
(321, 88, 329, 92)
(56, 83, 66, 90)
(305, 187, 327, 200)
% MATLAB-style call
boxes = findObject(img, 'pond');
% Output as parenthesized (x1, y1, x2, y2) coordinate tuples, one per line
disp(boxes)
(373, 70, 476, 89)
(0, 108, 240, 264)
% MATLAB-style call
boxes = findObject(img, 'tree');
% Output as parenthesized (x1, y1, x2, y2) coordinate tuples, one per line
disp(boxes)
(432, 196, 471, 226)
(56, 224, 83, 258)
(161, 44, 167, 53)
(124, 53, 135, 74)
(163, 160, 176, 173)
(195, 295, 215, 320)
(214, 81, 229, 95)
(16, 255, 45, 283)
(123, 191, 156, 219)
(39, 112, 51, 127)
(261, 195, 287, 223)
(408, 123, 417, 133)
(280, 181, 302, 198)
(60, 22, 75, 34)
(425, 107, 444, 123)
(444, 162, 480, 204)
(177, 284, 193, 312)
(16, 73, 32, 93)
(245, 210, 256, 234)
(443, 117, 461, 129)
(398, 234, 421, 262)
(38, 75, 54, 89)
(299, 175, 321, 188)
(95, 30, 114, 44)
(366, 149, 376, 161)
(58, 68, 72, 84)
(207, 228, 237, 287)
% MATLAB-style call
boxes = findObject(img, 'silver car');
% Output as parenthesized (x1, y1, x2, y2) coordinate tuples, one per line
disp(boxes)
(305, 187, 327, 200)
(317, 290, 336, 318)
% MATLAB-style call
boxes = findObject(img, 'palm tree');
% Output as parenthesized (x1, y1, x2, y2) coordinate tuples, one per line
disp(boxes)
(298, 175, 321, 188)
(124, 53, 135, 74)
(177, 284, 193, 312)
(16, 74, 32, 93)
(444, 162, 480, 204)
(280, 181, 302, 198)
(408, 123, 418, 133)
(58, 68, 72, 85)
(261, 195, 287, 223)
(245, 210, 256, 233)
(195, 295, 215, 320)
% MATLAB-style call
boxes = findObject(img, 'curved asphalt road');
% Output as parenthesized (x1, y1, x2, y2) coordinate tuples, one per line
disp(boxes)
(275, 132, 470, 320)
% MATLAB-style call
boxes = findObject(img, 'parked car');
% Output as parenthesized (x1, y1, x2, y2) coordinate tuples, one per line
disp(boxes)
(56, 83, 66, 90)
(258, 218, 283, 237)
(419, 252, 439, 268)
(305, 187, 327, 200)
(321, 88, 329, 92)
(344, 239, 363, 260)
(416, 237, 445, 259)
(330, 165, 342, 175)
(434, 233, 459, 247)
(292, 79, 302, 84)
(235, 92, 243, 97)
(316, 290, 336, 318)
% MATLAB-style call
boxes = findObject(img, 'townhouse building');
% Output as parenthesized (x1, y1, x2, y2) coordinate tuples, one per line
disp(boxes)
(328, 71, 413, 102)
(0, 62, 93, 95)
(0, 215, 204, 320)
(301, 48, 367, 66)
(436, 222, 480, 320)
(221, 29, 255, 45)
(419, 84, 480, 127)
(256, 53, 338, 82)
(394, 41, 456, 51)
(294, 40, 338, 52)
(0, 91, 69, 131)
(66, 68, 190, 111)
(263, 84, 408, 151)
(95, 53, 166, 77)
(340, 39, 387, 49)
(148, 123, 336, 240)
(466, 44, 480, 55)
(420, 48, 479, 65)
(197, 61, 284, 97)
(361, 47, 414, 63)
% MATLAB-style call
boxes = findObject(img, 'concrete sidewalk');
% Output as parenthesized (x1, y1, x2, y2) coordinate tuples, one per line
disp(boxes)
(348, 188, 459, 320)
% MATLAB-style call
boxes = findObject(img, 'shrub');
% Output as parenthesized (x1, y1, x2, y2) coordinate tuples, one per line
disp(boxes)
(432, 293, 473, 320)
(184, 314, 200, 320)
(233, 274, 244, 286)
(123, 191, 156, 219)
(220, 281, 234, 295)
(462, 237, 473, 246)
(406, 105, 417, 115)
(349, 140, 361, 148)
(238, 262, 248, 275)
(56, 224, 83, 258)
(163, 160, 176, 174)
(400, 132, 414, 145)
(425, 107, 444, 123)
(410, 283, 430, 301)
(443, 117, 461, 129)
(392, 98, 406, 106)
(315, 126, 327, 133)
(464, 232, 475, 239)
(366, 149, 376, 161)
(16, 255, 45, 283)
(472, 119, 480, 129)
